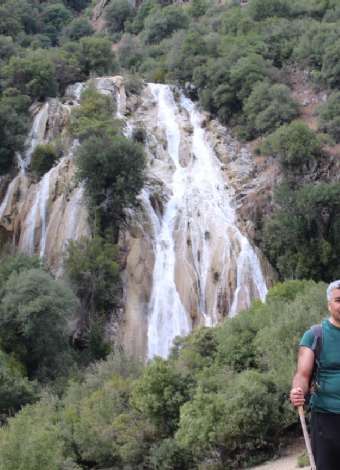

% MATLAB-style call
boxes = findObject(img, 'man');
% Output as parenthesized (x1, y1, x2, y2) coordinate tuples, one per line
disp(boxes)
(290, 280, 340, 470)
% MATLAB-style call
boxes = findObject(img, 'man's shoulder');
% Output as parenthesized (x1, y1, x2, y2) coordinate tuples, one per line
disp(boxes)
(299, 321, 324, 349)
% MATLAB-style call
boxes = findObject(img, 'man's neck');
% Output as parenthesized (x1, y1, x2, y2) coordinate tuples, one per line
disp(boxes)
(329, 317, 340, 328)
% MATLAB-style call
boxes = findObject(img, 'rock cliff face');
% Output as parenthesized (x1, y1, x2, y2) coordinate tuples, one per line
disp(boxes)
(0, 76, 276, 360)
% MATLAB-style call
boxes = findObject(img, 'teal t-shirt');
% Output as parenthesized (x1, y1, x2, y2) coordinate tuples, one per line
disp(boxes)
(300, 319, 340, 413)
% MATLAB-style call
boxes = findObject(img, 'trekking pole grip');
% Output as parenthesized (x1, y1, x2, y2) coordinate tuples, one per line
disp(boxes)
(298, 406, 316, 470)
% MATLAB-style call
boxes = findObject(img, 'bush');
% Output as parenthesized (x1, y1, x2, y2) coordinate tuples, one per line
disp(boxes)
(0, 349, 37, 417)
(132, 358, 191, 435)
(144, 5, 189, 44)
(248, 0, 291, 21)
(30, 144, 59, 178)
(0, 268, 78, 381)
(75, 134, 145, 233)
(263, 182, 340, 280)
(318, 92, 340, 142)
(176, 370, 281, 468)
(78, 36, 117, 76)
(321, 39, 340, 88)
(0, 93, 30, 174)
(4, 49, 57, 99)
(105, 0, 134, 34)
(69, 86, 120, 140)
(65, 236, 120, 319)
(0, 395, 72, 470)
(230, 53, 270, 101)
(261, 121, 323, 170)
(243, 81, 298, 137)
(61, 18, 94, 42)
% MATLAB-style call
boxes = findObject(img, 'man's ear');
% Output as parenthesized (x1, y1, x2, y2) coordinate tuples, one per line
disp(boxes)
(327, 302, 332, 313)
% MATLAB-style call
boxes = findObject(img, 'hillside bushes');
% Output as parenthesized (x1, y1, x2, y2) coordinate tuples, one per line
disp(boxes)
(0, 281, 327, 469)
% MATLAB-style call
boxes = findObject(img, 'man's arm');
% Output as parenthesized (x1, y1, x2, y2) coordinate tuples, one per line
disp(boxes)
(290, 346, 315, 407)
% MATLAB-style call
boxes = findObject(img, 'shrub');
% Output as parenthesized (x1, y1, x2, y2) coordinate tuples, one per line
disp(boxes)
(318, 92, 340, 142)
(78, 36, 117, 76)
(263, 182, 340, 280)
(321, 39, 340, 88)
(65, 236, 120, 318)
(229, 53, 270, 101)
(261, 121, 323, 170)
(69, 86, 120, 140)
(61, 18, 94, 42)
(75, 134, 145, 233)
(144, 5, 189, 44)
(0, 395, 72, 470)
(0, 93, 30, 174)
(0, 268, 78, 380)
(0, 349, 37, 416)
(4, 49, 57, 99)
(243, 81, 298, 137)
(248, 0, 291, 21)
(30, 144, 59, 178)
(105, 0, 134, 34)
(132, 358, 191, 435)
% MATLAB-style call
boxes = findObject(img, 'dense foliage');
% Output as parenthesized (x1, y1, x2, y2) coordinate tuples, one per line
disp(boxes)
(0, 281, 328, 468)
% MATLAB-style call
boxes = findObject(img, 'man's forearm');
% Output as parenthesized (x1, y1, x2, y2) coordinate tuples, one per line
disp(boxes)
(292, 372, 310, 395)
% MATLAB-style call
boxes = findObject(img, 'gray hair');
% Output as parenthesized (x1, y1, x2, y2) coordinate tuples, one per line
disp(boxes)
(327, 280, 340, 301)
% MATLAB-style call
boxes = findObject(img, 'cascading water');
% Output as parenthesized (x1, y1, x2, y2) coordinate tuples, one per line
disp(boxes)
(146, 85, 192, 358)
(144, 84, 268, 359)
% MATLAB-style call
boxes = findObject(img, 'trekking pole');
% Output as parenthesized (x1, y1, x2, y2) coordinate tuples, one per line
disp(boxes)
(298, 406, 316, 470)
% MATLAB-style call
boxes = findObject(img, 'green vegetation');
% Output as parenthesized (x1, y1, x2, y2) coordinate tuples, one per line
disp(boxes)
(318, 91, 340, 142)
(261, 121, 323, 171)
(65, 236, 121, 361)
(30, 144, 59, 178)
(0, 281, 328, 468)
(263, 182, 340, 280)
(70, 86, 145, 236)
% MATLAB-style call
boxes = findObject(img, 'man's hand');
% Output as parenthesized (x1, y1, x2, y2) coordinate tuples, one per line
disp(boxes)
(290, 387, 305, 407)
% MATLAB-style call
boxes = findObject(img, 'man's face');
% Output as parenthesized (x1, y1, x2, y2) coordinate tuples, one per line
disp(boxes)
(328, 288, 340, 323)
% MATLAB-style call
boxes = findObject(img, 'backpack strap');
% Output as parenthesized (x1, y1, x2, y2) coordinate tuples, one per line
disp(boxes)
(309, 323, 323, 394)
(310, 323, 323, 363)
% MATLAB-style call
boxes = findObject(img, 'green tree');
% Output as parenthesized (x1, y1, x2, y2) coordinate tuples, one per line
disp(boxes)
(144, 5, 189, 44)
(0, 349, 37, 416)
(105, 0, 134, 34)
(0, 268, 78, 380)
(132, 358, 191, 435)
(261, 121, 323, 171)
(40, 2, 72, 45)
(243, 81, 298, 137)
(69, 85, 120, 140)
(321, 39, 340, 88)
(64, 236, 120, 360)
(0, 93, 30, 174)
(4, 49, 57, 99)
(30, 144, 59, 178)
(78, 36, 117, 76)
(263, 183, 340, 280)
(0, 395, 75, 470)
(248, 0, 291, 21)
(230, 53, 270, 101)
(61, 18, 94, 42)
(318, 91, 340, 142)
(75, 134, 145, 234)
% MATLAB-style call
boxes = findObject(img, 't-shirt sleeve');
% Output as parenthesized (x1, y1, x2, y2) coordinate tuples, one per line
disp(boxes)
(299, 329, 315, 349)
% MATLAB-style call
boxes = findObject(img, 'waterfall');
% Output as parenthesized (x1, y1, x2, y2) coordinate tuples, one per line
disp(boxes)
(146, 85, 192, 358)
(17, 102, 49, 173)
(144, 84, 268, 359)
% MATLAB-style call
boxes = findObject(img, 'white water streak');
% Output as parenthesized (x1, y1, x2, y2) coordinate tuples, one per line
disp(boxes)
(145, 84, 268, 358)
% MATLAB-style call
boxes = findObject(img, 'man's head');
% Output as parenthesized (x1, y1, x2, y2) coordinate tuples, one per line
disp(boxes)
(327, 280, 340, 325)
